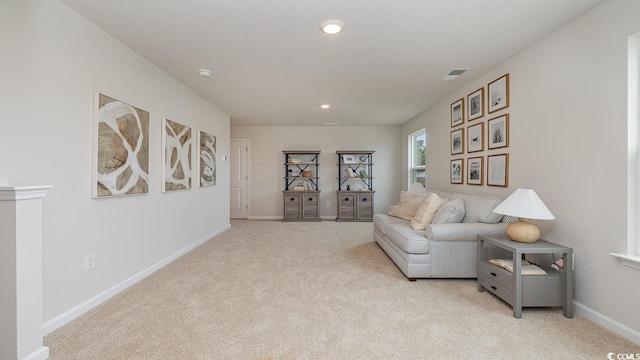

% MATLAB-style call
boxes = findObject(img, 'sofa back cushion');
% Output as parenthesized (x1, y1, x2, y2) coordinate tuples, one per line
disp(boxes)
(388, 191, 429, 220)
(450, 194, 503, 223)
(410, 193, 447, 230)
(426, 189, 453, 201)
(432, 198, 466, 224)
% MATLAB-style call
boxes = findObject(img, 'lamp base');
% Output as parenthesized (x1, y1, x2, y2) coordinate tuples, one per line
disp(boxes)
(506, 221, 540, 243)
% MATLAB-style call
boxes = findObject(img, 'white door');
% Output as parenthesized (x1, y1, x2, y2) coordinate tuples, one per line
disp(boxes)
(230, 140, 248, 218)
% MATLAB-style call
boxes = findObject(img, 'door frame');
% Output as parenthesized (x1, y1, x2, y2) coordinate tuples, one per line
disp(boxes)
(230, 139, 251, 219)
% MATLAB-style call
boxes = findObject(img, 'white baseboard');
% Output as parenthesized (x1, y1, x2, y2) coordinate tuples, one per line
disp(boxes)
(574, 300, 640, 345)
(320, 216, 337, 220)
(22, 346, 49, 360)
(42, 223, 231, 336)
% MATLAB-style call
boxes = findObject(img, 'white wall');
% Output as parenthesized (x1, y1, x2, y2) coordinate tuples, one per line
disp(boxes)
(0, 0, 230, 331)
(230, 126, 402, 219)
(402, 0, 640, 340)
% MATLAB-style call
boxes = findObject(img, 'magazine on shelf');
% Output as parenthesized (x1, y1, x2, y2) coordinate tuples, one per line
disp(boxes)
(489, 259, 547, 275)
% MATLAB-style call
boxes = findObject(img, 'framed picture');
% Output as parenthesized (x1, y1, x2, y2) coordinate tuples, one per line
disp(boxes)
(487, 153, 509, 187)
(451, 98, 464, 127)
(488, 114, 509, 149)
(467, 157, 483, 185)
(197, 131, 216, 187)
(467, 122, 484, 153)
(92, 93, 149, 198)
(450, 129, 464, 155)
(342, 155, 357, 164)
(450, 159, 463, 184)
(488, 74, 509, 114)
(467, 88, 484, 121)
(162, 118, 192, 192)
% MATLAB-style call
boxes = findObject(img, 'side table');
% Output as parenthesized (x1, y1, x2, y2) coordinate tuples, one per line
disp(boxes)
(477, 234, 573, 318)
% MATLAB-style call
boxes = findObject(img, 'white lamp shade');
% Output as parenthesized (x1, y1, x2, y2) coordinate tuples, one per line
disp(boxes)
(493, 189, 555, 220)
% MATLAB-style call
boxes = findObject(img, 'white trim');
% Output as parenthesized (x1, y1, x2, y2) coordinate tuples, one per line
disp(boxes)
(574, 300, 640, 345)
(627, 34, 640, 257)
(610, 253, 640, 270)
(43, 223, 230, 335)
(22, 346, 49, 360)
(0, 185, 52, 201)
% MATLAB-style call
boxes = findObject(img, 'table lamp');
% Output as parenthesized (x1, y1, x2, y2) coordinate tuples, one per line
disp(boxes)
(492, 189, 555, 243)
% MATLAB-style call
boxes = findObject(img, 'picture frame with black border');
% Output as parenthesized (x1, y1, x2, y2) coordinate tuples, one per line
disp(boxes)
(488, 74, 510, 114)
(467, 87, 484, 121)
(467, 157, 483, 185)
(487, 114, 509, 149)
(451, 98, 464, 127)
(487, 153, 509, 187)
(450, 159, 463, 184)
(451, 129, 464, 155)
(467, 122, 484, 153)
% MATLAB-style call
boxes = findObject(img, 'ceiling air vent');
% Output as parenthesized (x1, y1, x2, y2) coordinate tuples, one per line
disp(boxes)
(442, 68, 470, 81)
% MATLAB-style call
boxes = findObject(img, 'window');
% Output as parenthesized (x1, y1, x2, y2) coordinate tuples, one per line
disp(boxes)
(409, 129, 426, 187)
(613, 33, 640, 269)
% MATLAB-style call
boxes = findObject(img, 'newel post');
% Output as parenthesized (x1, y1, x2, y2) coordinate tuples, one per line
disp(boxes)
(0, 185, 52, 360)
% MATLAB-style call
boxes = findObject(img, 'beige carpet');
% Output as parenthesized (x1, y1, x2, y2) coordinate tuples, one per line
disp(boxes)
(46, 220, 640, 359)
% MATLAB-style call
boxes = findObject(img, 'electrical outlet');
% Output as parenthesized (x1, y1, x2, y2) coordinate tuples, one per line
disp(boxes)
(85, 253, 96, 272)
(326, 200, 330, 207)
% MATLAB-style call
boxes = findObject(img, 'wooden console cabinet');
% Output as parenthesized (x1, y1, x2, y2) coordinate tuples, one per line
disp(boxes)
(336, 190, 375, 222)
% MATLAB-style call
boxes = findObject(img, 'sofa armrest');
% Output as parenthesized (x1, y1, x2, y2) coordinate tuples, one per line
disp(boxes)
(425, 223, 508, 242)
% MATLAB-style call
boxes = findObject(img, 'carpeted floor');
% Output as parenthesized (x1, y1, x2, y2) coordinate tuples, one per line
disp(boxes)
(45, 220, 640, 359)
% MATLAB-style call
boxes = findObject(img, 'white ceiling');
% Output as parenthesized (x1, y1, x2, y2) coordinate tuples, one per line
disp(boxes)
(60, 0, 603, 126)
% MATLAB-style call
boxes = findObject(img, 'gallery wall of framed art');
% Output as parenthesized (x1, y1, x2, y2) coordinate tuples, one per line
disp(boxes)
(449, 74, 510, 187)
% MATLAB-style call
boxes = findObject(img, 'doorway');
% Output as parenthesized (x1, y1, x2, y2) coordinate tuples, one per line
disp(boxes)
(230, 139, 249, 218)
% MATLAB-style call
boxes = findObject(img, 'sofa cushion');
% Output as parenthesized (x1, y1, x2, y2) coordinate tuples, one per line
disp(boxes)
(388, 191, 429, 220)
(385, 223, 430, 254)
(425, 189, 453, 201)
(373, 214, 408, 236)
(451, 194, 503, 223)
(410, 193, 447, 230)
(432, 198, 466, 224)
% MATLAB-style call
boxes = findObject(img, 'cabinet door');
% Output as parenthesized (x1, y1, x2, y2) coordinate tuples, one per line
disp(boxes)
(302, 193, 319, 219)
(356, 193, 373, 220)
(338, 194, 356, 220)
(284, 193, 301, 220)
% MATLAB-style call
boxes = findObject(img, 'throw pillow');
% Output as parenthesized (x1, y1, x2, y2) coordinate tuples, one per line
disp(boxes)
(410, 193, 447, 230)
(432, 198, 465, 224)
(388, 191, 429, 220)
(451, 194, 503, 224)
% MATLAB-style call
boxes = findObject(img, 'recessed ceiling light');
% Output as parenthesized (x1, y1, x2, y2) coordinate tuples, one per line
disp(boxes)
(320, 104, 331, 109)
(197, 69, 212, 78)
(320, 19, 344, 35)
